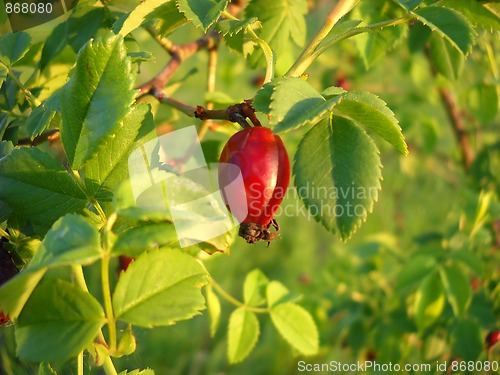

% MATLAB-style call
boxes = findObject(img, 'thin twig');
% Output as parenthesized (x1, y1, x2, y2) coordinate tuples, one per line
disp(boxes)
(439, 89, 473, 170)
(17, 129, 59, 146)
(152, 88, 258, 128)
(425, 47, 473, 171)
(137, 31, 220, 97)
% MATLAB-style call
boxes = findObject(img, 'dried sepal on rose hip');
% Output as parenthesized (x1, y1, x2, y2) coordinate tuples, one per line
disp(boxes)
(218, 126, 290, 244)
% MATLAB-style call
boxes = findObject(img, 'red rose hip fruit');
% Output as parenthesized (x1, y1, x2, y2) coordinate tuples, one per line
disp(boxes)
(486, 330, 500, 348)
(219, 126, 290, 244)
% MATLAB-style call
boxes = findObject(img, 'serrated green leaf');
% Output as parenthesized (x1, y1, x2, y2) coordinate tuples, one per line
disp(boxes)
(413, 5, 476, 55)
(294, 116, 382, 241)
(112, 248, 208, 327)
(117, 0, 170, 36)
(30, 214, 102, 269)
(222, 29, 256, 56)
(0, 268, 45, 320)
(408, 21, 432, 52)
(0, 148, 88, 227)
(112, 222, 180, 257)
(428, 33, 463, 80)
(252, 80, 277, 114)
(60, 32, 136, 170)
(246, 0, 307, 69)
(270, 77, 342, 133)
(266, 281, 290, 307)
(439, 0, 500, 30)
(270, 303, 319, 355)
(84, 104, 155, 202)
(217, 18, 260, 36)
(151, 1, 189, 36)
(352, 1, 407, 68)
(177, 0, 228, 31)
(15, 279, 105, 362)
(414, 272, 445, 331)
(25, 104, 56, 140)
(206, 285, 221, 337)
(0, 32, 31, 67)
(335, 91, 408, 155)
(0, 214, 101, 319)
(243, 269, 269, 307)
(450, 319, 482, 361)
(439, 264, 471, 317)
(227, 308, 259, 364)
(396, 255, 438, 294)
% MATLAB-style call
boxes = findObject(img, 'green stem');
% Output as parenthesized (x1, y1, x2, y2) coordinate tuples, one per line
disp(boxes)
(72, 265, 109, 345)
(93, 200, 108, 223)
(77, 351, 84, 375)
(101, 254, 117, 352)
(0, 62, 41, 107)
(286, 0, 360, 77)
(210, 276, 269, 313)
(102, 356, 119, 375)
(0, 227, 10, 239)
(73, 265, 119, 375)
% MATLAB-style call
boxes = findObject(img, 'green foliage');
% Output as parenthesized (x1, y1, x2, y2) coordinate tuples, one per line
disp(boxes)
(60, 32, 136, 170)
(439, 264, 472, 317)
(246, 0, 307, 72)
(117, 0, 171, 36)
(269, 77, 343, 132)
(84, 104, 156, 203)
(270, 303, 319, 355)
(334, 91, 407, 155)
(0, 148, 88, 227)
(206, 285, 221, 337)
(413, 6, 476, 55)
(414, 272, 446, 331)
(227, 308, 259, 364)
(294, 116, 382, 240)
(352, 0, 407, 68)
(112, 249, 208, 327)
(0, 32, 31, 67)
(178, 0, 228, 31)
(16, 278, 105, 362)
